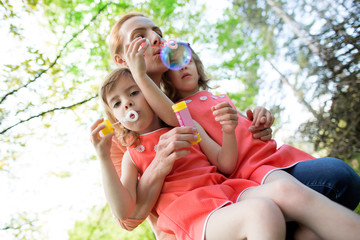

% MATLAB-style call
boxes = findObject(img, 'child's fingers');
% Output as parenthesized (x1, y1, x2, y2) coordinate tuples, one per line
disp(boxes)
(212, 102, 232, 110)
(90, 118, 104, 131)
(128, 37, 141, 53)
(246, 109, 254, 121)
(103, 132, 115, 143)
(219, 120, 238, 126)
(137, 38, 149, 55)
(252, 107, 267, 127)
(264, 111, 274, 128)
(215, 113, 238, 122)
(90, 124, 105, 145)
(127, 37, 147, 56)
(213, 105, 236, 117)
(123, 37, 139, 56)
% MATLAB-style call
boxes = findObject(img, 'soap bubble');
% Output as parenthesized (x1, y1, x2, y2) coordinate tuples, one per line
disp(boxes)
(160, 41, 192, 70)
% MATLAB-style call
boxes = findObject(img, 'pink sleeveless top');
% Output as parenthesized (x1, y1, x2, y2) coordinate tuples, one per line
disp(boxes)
(179, 91, 315, 183)
(127, 128, 257, 240)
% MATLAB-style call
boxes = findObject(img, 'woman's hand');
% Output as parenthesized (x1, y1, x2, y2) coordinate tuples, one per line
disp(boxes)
(151, 127, 196, 177)
(212, 102, 238, 134)
(90, 118, 115, 160)
(246, 107, 274, 141)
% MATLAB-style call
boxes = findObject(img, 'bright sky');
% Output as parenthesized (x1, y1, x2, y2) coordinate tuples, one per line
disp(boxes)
(0, 1, 315, 239)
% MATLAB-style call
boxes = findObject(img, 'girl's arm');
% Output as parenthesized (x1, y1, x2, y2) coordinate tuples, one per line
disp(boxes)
(195, 102, 238, 175)
(103, 151, 137, 221)
(124, 37, 179, 127)
(131, 71, 179, 127)
(90, 118, 137, 221)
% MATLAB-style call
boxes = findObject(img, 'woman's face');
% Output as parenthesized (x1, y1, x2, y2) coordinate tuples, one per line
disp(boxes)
(118, 16, 168, 78)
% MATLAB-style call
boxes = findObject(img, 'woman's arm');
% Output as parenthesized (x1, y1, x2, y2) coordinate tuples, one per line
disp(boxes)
(128, 127, 195, 219)
(124, 37, 179, 127)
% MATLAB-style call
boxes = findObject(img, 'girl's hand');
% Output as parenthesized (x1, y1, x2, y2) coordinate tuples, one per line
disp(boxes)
(212, 102, 238, 134)
(152, 127, 195, 177)
(90, 118, 115, 161)
(123, 37, 149, 78)
(247, 107, 274, 141)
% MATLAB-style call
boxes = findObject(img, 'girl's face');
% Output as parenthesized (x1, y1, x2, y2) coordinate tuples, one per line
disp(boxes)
(118, 16, 168, 83)
(106, 76, 161, 134)
(167, 59, 200, 98)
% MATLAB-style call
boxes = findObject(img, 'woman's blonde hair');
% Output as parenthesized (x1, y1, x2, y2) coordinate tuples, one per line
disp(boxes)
(109, 12, 146, 62)
(161, 45, 210, 102)
(99, 67, 140, 147)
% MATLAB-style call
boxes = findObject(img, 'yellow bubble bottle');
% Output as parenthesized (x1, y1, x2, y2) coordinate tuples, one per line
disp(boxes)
(100, 119, 114, 136)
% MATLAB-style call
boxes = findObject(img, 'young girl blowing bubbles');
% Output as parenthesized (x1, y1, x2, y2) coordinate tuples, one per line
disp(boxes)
(91, 67, 360, 240)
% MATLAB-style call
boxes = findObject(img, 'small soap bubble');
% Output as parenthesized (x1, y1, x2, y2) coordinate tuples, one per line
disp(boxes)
(160, 41, 192, 70)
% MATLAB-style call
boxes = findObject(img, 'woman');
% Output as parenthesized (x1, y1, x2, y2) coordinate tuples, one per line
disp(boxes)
(103, 12, 360, 239)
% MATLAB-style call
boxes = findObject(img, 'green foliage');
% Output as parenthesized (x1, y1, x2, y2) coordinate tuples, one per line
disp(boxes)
(228, 91, 256, 112)
(68, 205, 155, 240)
(220, 0, 360, 160)
(0, 0, 205, 160)
(2, 211, 45, 240)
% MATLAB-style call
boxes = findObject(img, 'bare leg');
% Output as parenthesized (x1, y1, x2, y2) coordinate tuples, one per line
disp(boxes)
(206, 198, 286, 240)
(265, 171, 321, 240)
(294, 224, 321, 240)
(242, 170, 360, 240)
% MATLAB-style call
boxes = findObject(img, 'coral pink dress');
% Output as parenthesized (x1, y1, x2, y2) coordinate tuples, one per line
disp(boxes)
(127, 128, 258, 240)
(179, 91, 315, 184)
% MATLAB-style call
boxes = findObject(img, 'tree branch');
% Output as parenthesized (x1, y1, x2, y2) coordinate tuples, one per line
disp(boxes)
(0, 2, 111, 105)
(267, 60, 319, 119)
(266, 0, 328, 63)
(0, 95, 98, 135)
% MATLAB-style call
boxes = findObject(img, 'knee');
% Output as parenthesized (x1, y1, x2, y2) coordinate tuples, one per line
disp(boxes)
(246, 198, 286, 237)
(271, 178, 312, 207)
(246, 198, 285, 225)
(323, 157, 360, 209)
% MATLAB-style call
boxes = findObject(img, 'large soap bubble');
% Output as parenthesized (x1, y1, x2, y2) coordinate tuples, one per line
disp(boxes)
(160, 40, 192, 70)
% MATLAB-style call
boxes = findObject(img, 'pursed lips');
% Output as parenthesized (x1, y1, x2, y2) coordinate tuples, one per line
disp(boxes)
(153, 48, 161, 56)
(182, 73, 191, 79)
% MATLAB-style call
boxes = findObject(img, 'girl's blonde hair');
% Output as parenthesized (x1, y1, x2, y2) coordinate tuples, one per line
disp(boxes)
(161, 45, 210, 102)
(99, 67, 140, 147)
(109, 12, 146, 62)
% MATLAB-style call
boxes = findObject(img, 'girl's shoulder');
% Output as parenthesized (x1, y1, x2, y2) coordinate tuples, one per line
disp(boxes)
(179, 90, 231, 105)
(127, 128, 172, 151)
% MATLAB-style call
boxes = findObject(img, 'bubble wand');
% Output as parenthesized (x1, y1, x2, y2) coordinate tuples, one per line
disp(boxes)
(139, 39, 192, 71)
(100, 110, 139, 136)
